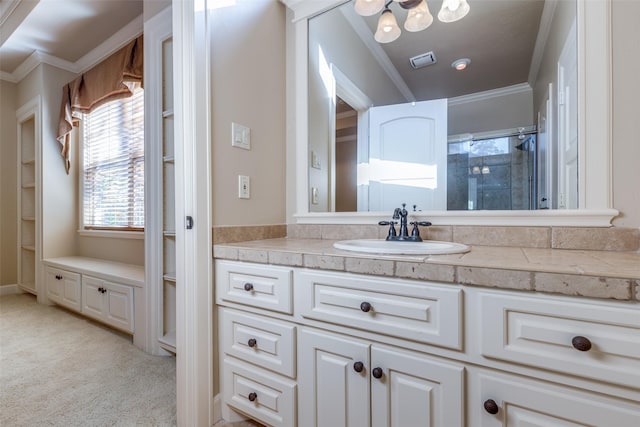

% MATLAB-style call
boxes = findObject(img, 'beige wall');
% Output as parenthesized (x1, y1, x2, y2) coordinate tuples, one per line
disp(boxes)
(448, 88, 534, 136)
(144, 0, 171, 21)
(210, 0, 286, 226)
(0, 80, 18, 286)
(611, 0, 640, 228)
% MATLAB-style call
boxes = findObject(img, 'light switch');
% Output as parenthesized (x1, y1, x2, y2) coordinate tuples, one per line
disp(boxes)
(311, 187, 319, 204)
(311, 150, 321, 169)
(238, 175, 250, 199)
(232, 122, 251, 150)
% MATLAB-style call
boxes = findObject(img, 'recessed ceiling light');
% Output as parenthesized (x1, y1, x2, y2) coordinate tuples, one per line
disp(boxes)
(451, 58, 471, 71)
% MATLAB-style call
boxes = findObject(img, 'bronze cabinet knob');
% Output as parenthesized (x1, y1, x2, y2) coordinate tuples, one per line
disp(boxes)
(243, 283, 254, 291)
(372, 367, 383, 379)
(572, 336, 592, 352)
(248, 338, 257, 348)
(483, 399, 499, 414)
(360, 302, 372, 312)
(248, 392, 257, 402)
(353, 361, 364, 373)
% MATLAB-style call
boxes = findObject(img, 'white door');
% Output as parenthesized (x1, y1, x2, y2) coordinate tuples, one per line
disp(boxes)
(371, 345, 464, 427)
(298, 327, 370, 427)
(82, 276, 105, 320)
(368, 99, 448, 211)
(557, 20, 578, 209)
(104, 281, 133, 332)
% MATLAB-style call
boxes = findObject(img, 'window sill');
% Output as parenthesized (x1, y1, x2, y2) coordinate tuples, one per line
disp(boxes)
(78, 229, 144, 240)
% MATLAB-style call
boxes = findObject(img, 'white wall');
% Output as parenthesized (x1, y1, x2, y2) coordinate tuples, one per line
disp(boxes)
(0, 80, 18, 286)
(611, 0, 640, 228)
(209, 0, 287, 226)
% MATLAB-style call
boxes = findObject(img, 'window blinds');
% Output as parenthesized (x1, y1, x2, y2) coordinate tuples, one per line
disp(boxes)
(82, 86, 144, 230)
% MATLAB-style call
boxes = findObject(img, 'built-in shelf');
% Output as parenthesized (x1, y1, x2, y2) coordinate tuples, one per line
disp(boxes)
(21, 158, 35, 165)
(22, 216, 35, 221)
(22, 245, 36, 252)
(164, 273, 176, 282)
(162, 109, 174, 118)
(22, 182, 35, 189)
(163, 155, 174, 163)
(163, 231, 176, 237)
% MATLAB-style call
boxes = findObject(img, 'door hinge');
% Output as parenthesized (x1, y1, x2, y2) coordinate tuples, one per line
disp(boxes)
(186, 216, 194, 230)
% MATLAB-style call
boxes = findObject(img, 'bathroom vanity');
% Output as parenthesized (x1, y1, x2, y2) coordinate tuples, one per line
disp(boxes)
(214, 238, 640, 427)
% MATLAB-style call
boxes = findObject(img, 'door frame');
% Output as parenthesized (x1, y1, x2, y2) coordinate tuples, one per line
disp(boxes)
(172, 1, 214, 425)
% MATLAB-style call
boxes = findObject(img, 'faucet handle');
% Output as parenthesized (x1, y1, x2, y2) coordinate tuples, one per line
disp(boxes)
(410, 221, 432, 240)
(378, 220, 397, 238)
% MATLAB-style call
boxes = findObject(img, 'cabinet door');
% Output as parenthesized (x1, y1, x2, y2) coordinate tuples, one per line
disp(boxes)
(371, 345, 464, 427)
(298, 327, 370, 427)
(469, 368, 640, 427)
(46, 267, 81, 311)
(82, 276, 105, 321)
(103, 281, 134, 333)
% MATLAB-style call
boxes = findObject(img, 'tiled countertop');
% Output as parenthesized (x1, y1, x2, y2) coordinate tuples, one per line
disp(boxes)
(214, 238, 640, 301)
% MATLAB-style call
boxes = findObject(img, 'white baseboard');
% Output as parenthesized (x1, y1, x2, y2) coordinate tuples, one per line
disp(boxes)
(212, 393, 222, 425)
(0, 284, 22, 296)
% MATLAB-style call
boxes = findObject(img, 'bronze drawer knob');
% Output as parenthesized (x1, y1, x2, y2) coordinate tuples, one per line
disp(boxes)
(243, 283, 254, 291)
(353, 361, 364, 373)
(248, 392, 257, 402)
(484, 399, 499, 414)
(572, 336, 592, 352)
(248, 338, 257, 348)
(360, 301, 372, 312)
(372, 367, 383, 379)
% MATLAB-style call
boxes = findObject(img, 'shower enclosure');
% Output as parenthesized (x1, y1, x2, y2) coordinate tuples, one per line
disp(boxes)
(447, 129, 538, 210)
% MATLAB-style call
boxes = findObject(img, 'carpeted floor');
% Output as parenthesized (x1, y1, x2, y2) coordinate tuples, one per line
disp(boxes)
(0, 293, 177, 426)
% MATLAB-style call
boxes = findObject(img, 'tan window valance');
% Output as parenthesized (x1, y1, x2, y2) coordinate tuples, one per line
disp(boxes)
(57, 35, 143, 174)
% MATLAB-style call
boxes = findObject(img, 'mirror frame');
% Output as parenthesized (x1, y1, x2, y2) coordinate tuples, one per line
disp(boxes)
(283, 0, 618, 226)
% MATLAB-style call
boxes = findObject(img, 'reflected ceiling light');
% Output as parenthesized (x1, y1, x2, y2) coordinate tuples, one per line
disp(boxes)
(355, 0, 470, 44)
(451, 58, 471, 70)
(374, 8, 401, 43)
(404, 0, 433, 32)
(438, 0, 470, 23)
(354, 0, 385, 16)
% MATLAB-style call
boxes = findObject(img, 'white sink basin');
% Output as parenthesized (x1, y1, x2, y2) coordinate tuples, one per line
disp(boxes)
(333, 239, 470, 255)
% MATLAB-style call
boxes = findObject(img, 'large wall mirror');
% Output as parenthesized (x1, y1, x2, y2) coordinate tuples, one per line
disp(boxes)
(285, 0, 616, 226)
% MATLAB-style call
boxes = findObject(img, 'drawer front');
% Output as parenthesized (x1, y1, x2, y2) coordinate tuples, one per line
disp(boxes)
(221, 308, 296, 378)
(46, 267, 81, 311)
(479, 292, 640, 389)
(296, 271, 463, 350)
(223, 357, 296, 427)
(468, 367, 640, 427)
(216, 261, 293, 314)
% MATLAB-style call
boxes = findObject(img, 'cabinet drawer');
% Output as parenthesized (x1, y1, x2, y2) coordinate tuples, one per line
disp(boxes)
(45, 266, 81, 311)
(216, 261, 293, 314)
(223, 357, 296, 427)
(479, 292, 640, 389)
(221, 308, 296, 378)
(296, 271, 463, 350)
(468, 367, 640, 427)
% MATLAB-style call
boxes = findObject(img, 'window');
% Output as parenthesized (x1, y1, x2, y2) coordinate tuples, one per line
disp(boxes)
(82, 85, 144, 231)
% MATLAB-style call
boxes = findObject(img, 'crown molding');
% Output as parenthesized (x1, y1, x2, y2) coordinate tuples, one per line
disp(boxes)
(0, 13, 143, 83)
(447, 82, 532, 107)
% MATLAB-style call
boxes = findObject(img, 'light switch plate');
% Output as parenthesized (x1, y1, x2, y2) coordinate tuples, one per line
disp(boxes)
(311, 187, 319, 204)
(238, 175, 250, 199)
(311, 150, 321, 169)
(232, 122, 251, 150)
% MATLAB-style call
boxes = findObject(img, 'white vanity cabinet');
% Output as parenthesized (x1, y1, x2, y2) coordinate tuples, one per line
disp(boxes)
(298, 327, 464, 427)
(81, 275, 134, 333)
(215, 259, 640, 427)
(45, 266, 81, 311)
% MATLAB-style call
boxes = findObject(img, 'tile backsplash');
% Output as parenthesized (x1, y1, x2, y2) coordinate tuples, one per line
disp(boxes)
(211, 224, 639, 252)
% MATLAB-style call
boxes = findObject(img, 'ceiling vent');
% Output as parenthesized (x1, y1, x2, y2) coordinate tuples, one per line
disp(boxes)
(409, 51, 437, 69)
